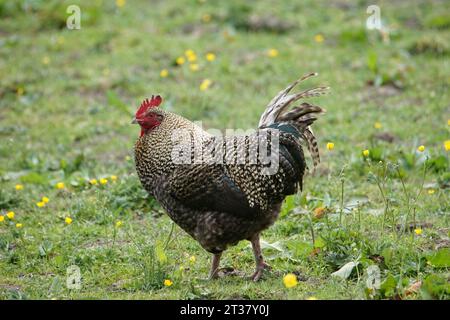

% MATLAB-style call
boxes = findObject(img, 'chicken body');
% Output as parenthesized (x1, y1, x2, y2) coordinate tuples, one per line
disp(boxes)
(134, 73, 327, 280)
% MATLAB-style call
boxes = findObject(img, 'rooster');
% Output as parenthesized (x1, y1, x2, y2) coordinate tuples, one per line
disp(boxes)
(133, 73, 327, 281)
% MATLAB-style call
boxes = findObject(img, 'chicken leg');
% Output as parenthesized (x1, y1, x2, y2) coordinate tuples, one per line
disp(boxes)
(250, 233, 271, 281)
(208, 253, 222, 279)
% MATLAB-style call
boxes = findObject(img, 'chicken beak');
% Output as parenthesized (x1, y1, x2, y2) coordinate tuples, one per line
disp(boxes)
(131, 117, 138, 124)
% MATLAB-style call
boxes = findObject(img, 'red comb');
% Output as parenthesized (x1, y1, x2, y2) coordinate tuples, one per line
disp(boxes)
(136, 95, 163, 116)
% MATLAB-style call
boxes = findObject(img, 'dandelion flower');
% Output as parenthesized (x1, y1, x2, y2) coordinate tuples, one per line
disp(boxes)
(0, 216, 4, 222)
(326, 142, 334, 151)
(189, 256, 196, 263)
(176, 56, 185, 65)
(363, 149, 370, 157)
(16, 223, 23, 228)
(15, 184, 24, 191)
(115, 220, 123, 228)
(116, 0, 126, 7)
(414, 228, 422, 235)
(427, 189, 435, 195)
(65, 217, 72, 225)
(56, 182, 65, 189)
(202, 14, 211, 23)
(374, 122, 382, 129)
(417, 145, 425, 152)
(206, 53, 216, 61)
(17, 87, 25, 96)
(444, 140, 450, 151)
(283, 273, 298, 288)
(100, 178, 108, 185)
(42, 56, 50, 65)
(42, 196, 49, 203)
(160, 69, 169, 78)
(187, 54, 197, 62)
(447, 119, 450, 126)
(314, 34, 324, 43)
(189, 64, 199, 72)
(89, 179, 98, 185)
(200, 79, 212, 91)
(164, 279, 173, 287)
(111, 175, 118, 182)
(184, 49, 195, 57)
(36, 201, 45, 208)
(6, 211, 15, 219)
(267, 49, 279, 58)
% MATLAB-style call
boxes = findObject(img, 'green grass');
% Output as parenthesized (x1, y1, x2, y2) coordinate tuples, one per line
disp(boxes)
(0, 0, 449, 300)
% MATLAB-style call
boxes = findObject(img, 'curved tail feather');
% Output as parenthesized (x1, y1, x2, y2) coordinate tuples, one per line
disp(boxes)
(259, 73, 328, 170)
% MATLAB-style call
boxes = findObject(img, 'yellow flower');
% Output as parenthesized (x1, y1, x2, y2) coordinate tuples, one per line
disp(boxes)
(111, 175, 118, 182)
(417, 145, 425, 152)
(414, 228, 422, 235)
(187, 55, 197, 63)
(267, 48, 279, 58)
(200, 79, 212, 91)
(164, 279, 173, 287)
(160, 69, 169, 78)
(427, 189, 435, 195)
(444, 140, 450, 151)
(116, 0, 126, 8)
(17, 87, 25, 96)
(202, 13, 211, 23)
(125, 155, 131, 161)
(313, 207, 326, 219)
(56, 182, 65, 189)
(176, 56, 186, 65)
(100, 178, 108, 185)
(6, 211, 15, 219)
(65, 217, 72, 225)
(363, 149, 370, 157)
(42, 196, 49, 203)
(314, 34, 324, 43)
(15, 184, 24, 191)
(115, 220, 123, 228)
(374, 122, 382, 129)
(0, 216, 4, 222)
(89, 179, 98, 185)
(184, 49, 195, 57)
(36, 201, 45, 208)
(206, 53, 216, 61)
(189, 64, 199, 72)
(16, 223, 23, 229)
(447, 119, 450, 126)
(306, 296, 318, 300)
(326, 142, 334, 151)
(283, 273, 298, 288)
(42, 56, 50, 65)
(189, 256, 196, 263)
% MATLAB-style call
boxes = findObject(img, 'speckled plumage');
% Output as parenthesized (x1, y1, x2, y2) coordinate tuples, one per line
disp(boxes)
(134, 73, 327, 280)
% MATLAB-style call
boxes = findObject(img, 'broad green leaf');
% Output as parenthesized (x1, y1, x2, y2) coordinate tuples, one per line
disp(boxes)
(427, 248, 450, 268)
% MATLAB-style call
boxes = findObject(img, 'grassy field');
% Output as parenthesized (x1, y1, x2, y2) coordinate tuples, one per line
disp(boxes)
(0, 0, 449, 300)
